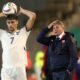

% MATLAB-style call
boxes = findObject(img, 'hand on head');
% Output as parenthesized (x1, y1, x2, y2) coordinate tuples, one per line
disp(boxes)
(17, 6, 23, 15)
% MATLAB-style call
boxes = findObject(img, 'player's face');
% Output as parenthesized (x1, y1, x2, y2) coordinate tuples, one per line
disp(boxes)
(6, 19, 18, 32)
(52, 24, 64, 36)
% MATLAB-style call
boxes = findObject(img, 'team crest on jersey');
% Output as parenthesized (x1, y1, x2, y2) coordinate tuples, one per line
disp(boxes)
(61, 40, 65, 43)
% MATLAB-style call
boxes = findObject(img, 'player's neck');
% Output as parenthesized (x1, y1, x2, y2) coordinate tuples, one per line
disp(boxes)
(8, 29, 17, 34)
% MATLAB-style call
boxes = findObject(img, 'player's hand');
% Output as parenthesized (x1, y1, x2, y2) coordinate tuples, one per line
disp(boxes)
(17, 6, 23, 15)
(0, 12, 6, 17)
(41, 71, 46, 79)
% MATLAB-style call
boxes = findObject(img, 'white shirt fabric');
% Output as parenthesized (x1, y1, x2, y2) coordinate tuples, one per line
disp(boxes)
(1, 67, 27, 80)
(58, 32, 65, 40)
(0, 27, 31, 68)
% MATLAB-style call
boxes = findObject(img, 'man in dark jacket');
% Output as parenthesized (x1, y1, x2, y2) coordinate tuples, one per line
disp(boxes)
(37, 20, 77, 80)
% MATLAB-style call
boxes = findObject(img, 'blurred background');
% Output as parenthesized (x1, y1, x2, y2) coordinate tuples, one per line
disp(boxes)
(0, 0, 80, 79)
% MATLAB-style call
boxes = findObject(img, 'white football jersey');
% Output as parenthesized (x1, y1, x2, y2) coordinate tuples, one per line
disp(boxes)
(0, 27, 31, 68)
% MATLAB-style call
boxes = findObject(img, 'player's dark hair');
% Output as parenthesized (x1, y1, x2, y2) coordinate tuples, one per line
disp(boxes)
(6, 14, 18, 20)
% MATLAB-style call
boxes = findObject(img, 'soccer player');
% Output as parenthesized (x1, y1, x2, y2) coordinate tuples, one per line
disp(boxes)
(0, 7, 36, 80)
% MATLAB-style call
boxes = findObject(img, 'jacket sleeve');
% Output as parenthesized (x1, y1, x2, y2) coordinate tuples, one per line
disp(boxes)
(68, 37, 77, 72)
(37, 27, 50, 46)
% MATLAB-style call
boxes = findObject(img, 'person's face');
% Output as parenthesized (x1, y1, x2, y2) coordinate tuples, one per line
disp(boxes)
(6, 19, 18, 32)
(52, 24, 64, 36)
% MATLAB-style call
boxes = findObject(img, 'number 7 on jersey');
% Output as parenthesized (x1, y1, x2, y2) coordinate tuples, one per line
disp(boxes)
(10, 37, 14, 44)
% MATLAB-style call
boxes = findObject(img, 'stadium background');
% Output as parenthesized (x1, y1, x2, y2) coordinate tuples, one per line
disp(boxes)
(0, 0, 80, 79)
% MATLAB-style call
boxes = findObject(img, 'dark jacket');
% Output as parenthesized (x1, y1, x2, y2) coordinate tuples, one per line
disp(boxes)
(37, 27, 77, 73)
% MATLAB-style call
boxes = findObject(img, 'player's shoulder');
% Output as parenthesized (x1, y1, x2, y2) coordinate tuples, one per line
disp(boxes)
(20, 27, 31, 33)
(0, 29, 6, 34)
(0, 28, 5, 31)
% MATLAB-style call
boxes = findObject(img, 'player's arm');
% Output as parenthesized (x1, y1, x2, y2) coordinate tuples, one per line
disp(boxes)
(0, 12, 6, 18)
(18, 7, 36, 31)
(0, 12, 6, 38)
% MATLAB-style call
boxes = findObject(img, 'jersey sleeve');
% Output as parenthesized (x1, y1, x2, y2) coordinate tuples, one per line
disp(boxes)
(20, 27, 31, 38)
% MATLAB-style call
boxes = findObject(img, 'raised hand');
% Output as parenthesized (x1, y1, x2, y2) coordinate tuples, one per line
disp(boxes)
(0, 12, 6, 17)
